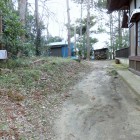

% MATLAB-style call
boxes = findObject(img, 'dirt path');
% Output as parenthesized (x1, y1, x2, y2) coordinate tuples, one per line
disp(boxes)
(54, 61, 140, 140)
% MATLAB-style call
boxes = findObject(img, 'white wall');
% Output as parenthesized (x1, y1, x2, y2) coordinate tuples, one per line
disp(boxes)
(0, 50, 7, 59)
(136, 0, 140, 56)
(130, 0, 134, 13)
(116, 57, 129, 66)
(136, 0, 140, 8)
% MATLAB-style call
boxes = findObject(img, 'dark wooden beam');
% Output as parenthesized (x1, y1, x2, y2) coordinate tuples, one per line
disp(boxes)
(122, 11, 128, 28)
(134, 0, 136, 8)
(107, 0, 130, 13)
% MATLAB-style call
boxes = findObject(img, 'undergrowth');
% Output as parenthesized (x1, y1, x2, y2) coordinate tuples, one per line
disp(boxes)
(0, 57, 90, 101)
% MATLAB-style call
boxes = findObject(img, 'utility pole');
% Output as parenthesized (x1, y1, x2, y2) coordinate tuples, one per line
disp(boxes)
(66, 0, 71, 57)
(86, 0, 90, 60)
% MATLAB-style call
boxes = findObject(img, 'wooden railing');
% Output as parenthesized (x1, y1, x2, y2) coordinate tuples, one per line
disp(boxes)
(115, 47, 129, 58)
(129, 56, 140, 76)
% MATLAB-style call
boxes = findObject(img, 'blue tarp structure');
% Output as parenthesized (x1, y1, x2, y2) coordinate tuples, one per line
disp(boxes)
(48, 41, 75, 57)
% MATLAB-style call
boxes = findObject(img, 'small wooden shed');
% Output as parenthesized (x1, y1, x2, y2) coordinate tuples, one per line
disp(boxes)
(94, 48, 108, 60)
(48, 42, 75, 57)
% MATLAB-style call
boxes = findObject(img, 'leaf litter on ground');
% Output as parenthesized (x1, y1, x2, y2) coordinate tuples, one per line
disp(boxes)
(0, 57, 92, 139)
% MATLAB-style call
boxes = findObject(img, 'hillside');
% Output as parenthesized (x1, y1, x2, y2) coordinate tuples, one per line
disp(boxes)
(0, 57, 92, 139)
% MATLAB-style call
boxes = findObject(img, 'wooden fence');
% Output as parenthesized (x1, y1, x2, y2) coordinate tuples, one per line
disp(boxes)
(115, 47, 129, 58)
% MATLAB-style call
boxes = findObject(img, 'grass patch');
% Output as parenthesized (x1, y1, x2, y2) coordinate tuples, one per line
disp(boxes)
(112, 61, 128, 70)
(0, 57, 90, 100)
(0, 58, 31, 69)
(0, 57, 92, 140)
(19, 69, 41, 86)
(108, 69, 118, 76)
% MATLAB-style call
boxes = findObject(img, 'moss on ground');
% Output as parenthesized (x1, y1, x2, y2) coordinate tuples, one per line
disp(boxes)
(111, 60, 128, 70)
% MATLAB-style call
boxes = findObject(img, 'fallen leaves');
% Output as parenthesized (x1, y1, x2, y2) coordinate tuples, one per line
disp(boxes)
(7, 90, 25, 102)
(0, 57, 92, 139)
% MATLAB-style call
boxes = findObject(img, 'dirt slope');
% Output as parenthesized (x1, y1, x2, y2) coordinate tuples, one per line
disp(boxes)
(55, 61, 140, 140)
(0, 57, 92, 139)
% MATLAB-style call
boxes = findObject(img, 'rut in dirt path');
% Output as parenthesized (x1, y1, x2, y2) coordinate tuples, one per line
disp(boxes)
(54, 61, 140, 140)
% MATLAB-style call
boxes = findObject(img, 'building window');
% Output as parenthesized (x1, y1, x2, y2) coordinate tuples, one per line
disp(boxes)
(138, 20, 140, 48)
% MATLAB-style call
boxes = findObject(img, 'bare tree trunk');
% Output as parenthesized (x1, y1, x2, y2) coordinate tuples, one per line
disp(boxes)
(86, 0, 90, 60)
(35, 0, 41, 56)
(110, 13, 115, 59)
(118, 11, 122, 49)
(17, 0, 27, 57)
(80, 0, 83, 37)
(66, 0, 71, 57)
(46, 23, 49, 40)
(0, 16, 2, 34)
(110, 14, 115, 59)
(74, 26, 76, 51)
(0, 14, 2, 50)
(110, 14, 112, 59)
(18, 0, 27, 28)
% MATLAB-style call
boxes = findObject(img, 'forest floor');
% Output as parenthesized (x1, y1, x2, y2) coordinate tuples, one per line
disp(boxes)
(0, 57, 92, 140)
(0, 59, 140, 140)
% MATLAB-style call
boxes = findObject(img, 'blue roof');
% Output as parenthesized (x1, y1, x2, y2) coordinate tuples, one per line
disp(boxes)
(48, 41, 68, 46)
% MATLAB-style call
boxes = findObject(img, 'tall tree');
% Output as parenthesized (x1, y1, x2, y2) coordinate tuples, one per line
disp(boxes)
(110, 13, 114, 59)
(80, 0, 83, 37)
(0, 12, 2, 49)
(118, 11, 122, 49)
(0, 0, 25, 57)
(17, 0, 27, 56)
(35, 0, 41, 56)
(86, 0, 90, 60)
(18, 0, 27, 30)
(74, 26, 76, 49)
(66, 0, 71, 57)
(72, 0, 97, 59)
(69, 16, 97, 58)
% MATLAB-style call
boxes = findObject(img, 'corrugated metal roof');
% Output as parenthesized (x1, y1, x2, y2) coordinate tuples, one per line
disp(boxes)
(94, 47, 108, 51)
(48, 41, 68, 46)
